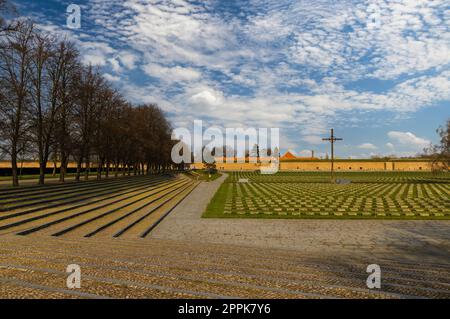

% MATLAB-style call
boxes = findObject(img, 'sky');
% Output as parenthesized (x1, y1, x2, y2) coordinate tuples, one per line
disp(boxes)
(13, 0, 450, 158)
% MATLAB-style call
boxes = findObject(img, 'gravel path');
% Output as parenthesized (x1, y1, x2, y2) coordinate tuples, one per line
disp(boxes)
(1, 234, 449, 298)
(151, 174, 450, 265)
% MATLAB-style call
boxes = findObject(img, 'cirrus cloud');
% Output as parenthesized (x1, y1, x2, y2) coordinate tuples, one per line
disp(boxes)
(21, 0, 450, 158)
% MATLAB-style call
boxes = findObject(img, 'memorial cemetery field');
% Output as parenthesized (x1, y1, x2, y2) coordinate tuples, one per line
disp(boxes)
(0, 175, 198, 238)
(204, 172, 450, 219)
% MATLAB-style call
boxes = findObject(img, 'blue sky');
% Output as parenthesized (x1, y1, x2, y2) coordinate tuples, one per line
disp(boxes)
(14, 0, 450, 158)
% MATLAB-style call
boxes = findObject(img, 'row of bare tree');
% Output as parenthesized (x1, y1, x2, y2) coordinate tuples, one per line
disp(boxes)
(0, 21, 175, 186)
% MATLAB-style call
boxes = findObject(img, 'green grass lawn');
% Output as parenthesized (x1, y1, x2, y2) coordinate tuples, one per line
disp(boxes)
(203, 171, 450, 219)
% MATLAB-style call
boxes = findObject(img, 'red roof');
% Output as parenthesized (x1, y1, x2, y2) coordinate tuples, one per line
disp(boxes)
(281, 151, 297, 159)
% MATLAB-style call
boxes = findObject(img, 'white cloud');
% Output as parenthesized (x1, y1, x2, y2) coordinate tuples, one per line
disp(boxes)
(118, 51, 139, 70)
(80, 42, 116, 66)
(189, 90, 223, 107)
(358, 143, 377, 150)
(50, 0, 448, 126)
(387, 131, 431, 148)
(30, 0, 449, 157)
(83, 54, 107, 66)
(301, 135, 324, 145)
(103, 73, 121, 82)
(279, 134, 298, 150)
(143, 63, 201, 82)
(108, 58, 122, 73)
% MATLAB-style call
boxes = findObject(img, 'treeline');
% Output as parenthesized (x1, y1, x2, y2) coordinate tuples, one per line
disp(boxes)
(0, 21, 175, 186)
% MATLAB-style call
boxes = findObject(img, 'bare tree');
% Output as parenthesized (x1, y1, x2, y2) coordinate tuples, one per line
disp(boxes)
(425, 119, 450, 172)
(0, 0, 17, 33)
(92, 85, 118, 180)
(29, 31, 54, 184)
(0, 21, 34, 186)
(53, 41, 79, 182)
(1, 22, 177, 185)
(72, 65, 106, 181)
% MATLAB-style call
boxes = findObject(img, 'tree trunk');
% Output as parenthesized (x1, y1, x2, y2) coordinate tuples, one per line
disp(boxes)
(59, 151, 67, 183)
(97, 157, 104, 180)
(84, 154, 90, 180)
(105, 161, 110, 178)
(19, 159, 24, 177)
(38, 148, 50, 185)
(75, 154, 83, 182)
(39, 162, 45, 185)
(52, 159, 57, 177)
(11, 150, 19, 187)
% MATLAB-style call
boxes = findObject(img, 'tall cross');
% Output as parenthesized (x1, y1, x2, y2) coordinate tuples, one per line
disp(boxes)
(322, 128, 343, 182)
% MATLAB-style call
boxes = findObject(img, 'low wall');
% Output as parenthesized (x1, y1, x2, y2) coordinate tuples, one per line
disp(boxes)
(280, 161, 432, 171)
(190, 160, 434, 171)
(0, 161, 98, 176)
(0, 161, 87, 169)
(0, 160, 435, 173)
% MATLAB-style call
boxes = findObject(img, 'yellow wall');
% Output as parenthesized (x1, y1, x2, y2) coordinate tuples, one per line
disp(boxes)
(391, 161, 432, 171)
(190, 160, 434, 171)
(280, 161, 432, 171)
(0, 161, 92, 169)
(0, 160, 435, 171)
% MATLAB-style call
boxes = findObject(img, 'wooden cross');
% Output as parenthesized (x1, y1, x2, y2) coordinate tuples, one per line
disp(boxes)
(322, 128, 343, 182)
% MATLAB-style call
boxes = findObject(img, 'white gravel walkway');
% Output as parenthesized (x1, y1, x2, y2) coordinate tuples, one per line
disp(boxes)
(150, 174, 450, 264)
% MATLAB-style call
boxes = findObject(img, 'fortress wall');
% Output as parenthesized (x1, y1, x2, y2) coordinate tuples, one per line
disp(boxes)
(192, 162, 264, 171)
(281, 162, 330, 171)
(0, 161, 95, 169)
(390, 161, 432, 171)
(1, 160, 436, 172)
(191, 160, 435, 171)
(281, 161, 387, 171)
(282, 161, 433, 171)
(215, 163, 260, 171)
